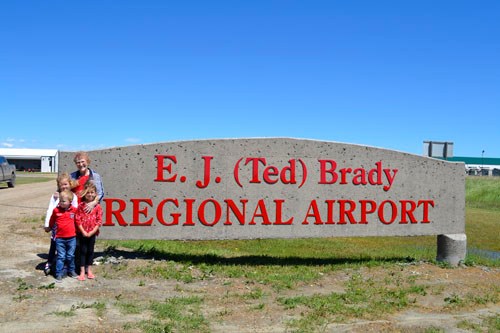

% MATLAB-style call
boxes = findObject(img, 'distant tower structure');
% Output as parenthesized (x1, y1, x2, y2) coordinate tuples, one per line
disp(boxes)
(423, 141, 453, 159)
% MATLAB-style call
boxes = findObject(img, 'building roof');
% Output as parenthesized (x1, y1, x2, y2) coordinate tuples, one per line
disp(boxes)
(443, 156, 500, 167)
(0, 148, 58, 159)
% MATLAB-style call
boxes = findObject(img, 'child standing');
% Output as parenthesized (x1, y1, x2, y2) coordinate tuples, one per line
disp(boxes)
(75, 181, 102, 281)
(43, 173, 78, 275)
(48, 190, 78, 282)
(70, 151, 104, 272)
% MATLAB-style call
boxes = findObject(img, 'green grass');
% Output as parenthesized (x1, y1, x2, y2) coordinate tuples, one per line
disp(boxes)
(278, 271, 428, 331)
(457, 315, 500, 332)
(466, 207, 500, 251)
(11, 171, 56, 186)
(51, 301, 106, 318)
(466, 177, 500, 210)
(464, 177, 500, 264)
(132, 296, 209, 333)
(104, 234, 437, 293)
(15, 177, 53, 185)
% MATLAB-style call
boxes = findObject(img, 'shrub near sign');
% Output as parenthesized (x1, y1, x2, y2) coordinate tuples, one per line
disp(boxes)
(59, 138, 466, 264)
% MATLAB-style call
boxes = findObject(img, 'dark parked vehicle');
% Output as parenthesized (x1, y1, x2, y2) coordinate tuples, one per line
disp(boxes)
(0, 155, 16, 187)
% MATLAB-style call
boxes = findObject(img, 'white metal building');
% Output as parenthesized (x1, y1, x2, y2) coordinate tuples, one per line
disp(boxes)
(0, 148, 59, 172)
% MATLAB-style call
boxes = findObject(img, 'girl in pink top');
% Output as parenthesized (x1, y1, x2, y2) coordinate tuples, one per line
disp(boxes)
(75, 181, 102, 281)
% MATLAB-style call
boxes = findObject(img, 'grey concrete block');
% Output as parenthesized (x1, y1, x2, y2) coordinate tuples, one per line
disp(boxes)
(436, 233, 467, 266)
(59, 138, 466, 243)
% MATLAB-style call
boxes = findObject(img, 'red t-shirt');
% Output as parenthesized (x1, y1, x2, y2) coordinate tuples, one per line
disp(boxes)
(73, 174, 89, 203)
(75, 202, 102, 236)
(49, 206, 77, 238)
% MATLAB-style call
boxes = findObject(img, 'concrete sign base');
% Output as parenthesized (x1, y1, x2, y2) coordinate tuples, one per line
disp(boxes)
(436, 233, 467, 266)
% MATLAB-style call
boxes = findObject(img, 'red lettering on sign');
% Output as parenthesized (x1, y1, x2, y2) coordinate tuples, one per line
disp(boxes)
(103, 198, 128, 226)
(130, 198, 153, 226)
(359, 200, 376, 224)
(156, 198, 180, 226)
(154, 155, 177, 182)
(318, 160, 338, 184)
(250, 199, 272, 225)
(338, 199, 357, 224)
(274, 199, 293, 225)
(400, 200, 417, 223)
(325, 199, 336, 224)
(103, 198, 435, 227)
(224, 199, 248, 225)
(263, 165, 279, 184)
(183, 199, 196, 226)
(418, 200, 434, 223)
(302, 200, 324, 225)
(378, 200, 397, 224)
(317, 160, 398, 191)
(198, 199, 222, 226)
(246, 158, 267, 184)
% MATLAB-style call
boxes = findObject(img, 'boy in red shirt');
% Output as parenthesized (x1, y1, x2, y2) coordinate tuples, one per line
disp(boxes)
(49, 190, 78, 282)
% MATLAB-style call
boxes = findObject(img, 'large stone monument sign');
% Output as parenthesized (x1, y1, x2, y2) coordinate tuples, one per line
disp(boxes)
(60, 138, 466, 265)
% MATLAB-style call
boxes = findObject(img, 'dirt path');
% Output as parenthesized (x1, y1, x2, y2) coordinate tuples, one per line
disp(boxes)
(0, 182, 498, 332)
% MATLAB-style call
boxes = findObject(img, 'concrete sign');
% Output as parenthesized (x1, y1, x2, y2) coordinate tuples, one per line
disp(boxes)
(59, 138, 465, 248)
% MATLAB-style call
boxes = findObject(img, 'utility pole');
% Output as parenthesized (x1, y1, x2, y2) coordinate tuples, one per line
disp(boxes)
(481, 150, 485, 176)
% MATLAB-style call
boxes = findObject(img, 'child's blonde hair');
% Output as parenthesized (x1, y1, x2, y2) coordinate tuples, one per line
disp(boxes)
(56, 172, 75, 192)
(59, 189, 74, 202)
(80, 181, 97, 202)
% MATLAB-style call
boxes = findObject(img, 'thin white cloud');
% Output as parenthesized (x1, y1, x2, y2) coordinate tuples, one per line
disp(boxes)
(1, 137, 25, 147)
(125, 138, 141, 143)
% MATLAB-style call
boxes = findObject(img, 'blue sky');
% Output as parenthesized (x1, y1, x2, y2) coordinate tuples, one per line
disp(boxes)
(1, 1, 499, 157)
